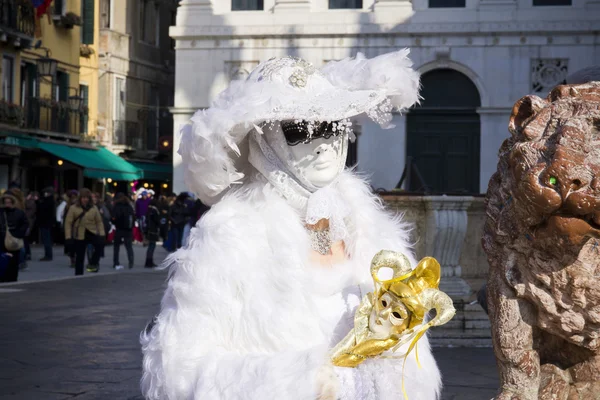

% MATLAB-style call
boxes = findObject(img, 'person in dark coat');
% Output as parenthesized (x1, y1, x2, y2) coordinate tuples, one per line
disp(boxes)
(144, 199, 161, 268)
(158, 195, 170, 244)
(37, 187, 55, 261)
(168, 193, 189, 250)
(190, 199, 210, 227)
(111, 193, 135, 269)
(23, 191, 37, 261)
(0, 190, 29, 282)
(62, 190, 79, 268)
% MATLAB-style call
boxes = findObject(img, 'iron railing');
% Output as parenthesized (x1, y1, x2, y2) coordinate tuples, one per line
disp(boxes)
(24, 97, 86, 135)
(113, 120, 143, 148)
(113, 119, 163, 151)
(0, 0, 35, 38)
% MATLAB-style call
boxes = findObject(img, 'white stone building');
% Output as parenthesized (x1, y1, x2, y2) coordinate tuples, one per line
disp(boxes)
(170, 0, 599, 195)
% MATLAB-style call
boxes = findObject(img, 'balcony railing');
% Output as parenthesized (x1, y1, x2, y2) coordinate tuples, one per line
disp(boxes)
(113, 120, 143, 148)
(24, 97, 86, 135)
(0, 0, 35, 38)
(113, 119, 161, 152)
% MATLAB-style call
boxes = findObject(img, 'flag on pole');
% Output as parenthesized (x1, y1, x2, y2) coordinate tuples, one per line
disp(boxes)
(31, 0, 53, 37)
(31, 0, 53, 18)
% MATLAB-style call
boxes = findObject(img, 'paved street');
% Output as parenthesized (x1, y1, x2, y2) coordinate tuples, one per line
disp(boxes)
(1, 254, 499, 400)
(9, 244, 170, 284)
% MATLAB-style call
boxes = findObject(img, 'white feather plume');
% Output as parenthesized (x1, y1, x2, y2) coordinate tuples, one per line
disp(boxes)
(320, 49, 421, 112)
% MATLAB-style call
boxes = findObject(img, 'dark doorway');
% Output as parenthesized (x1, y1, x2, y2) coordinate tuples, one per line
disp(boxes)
(406, 69, 481, 194)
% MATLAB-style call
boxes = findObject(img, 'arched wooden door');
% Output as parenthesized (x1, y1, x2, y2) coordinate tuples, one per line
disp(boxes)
(406, 69, 481, 194)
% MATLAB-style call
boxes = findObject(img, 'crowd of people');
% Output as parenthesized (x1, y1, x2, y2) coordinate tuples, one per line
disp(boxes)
(0, 182, 209, 282)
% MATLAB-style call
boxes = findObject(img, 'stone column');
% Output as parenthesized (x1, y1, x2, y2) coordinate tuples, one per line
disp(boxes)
(424, 196, 474, 301)
(273, 0, 311, 12)
(170, 108, 198, 194)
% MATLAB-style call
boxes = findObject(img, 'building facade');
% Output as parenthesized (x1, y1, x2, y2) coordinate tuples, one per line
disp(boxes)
(0, 0, 89, 192)
(170, 0, 599, 194)
(0, 0, 144, 194)
(97, 0, 177, 193)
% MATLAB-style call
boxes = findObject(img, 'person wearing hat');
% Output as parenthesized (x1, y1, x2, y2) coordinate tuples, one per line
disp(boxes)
(64, 189, 105, 275)
(0, 190, 29, 282)
(141, 51, 443, 399)
(136, 190, 152, 240)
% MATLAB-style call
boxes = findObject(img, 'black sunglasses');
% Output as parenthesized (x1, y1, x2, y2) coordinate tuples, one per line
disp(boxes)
(280, 120, 343, 146)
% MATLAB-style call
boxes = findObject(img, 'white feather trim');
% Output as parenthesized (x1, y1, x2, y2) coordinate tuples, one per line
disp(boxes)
(140, 172, 441, 400)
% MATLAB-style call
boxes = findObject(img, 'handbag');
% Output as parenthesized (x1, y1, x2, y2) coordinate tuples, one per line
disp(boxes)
(106, 224, 116, 243)
(3, 212, 24, 252)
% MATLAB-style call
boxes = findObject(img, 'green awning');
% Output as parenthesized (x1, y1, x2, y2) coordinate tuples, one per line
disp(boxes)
(0, 134, 39, 149)
(37, 142, 143, 181)
(129, 161, 172, 181)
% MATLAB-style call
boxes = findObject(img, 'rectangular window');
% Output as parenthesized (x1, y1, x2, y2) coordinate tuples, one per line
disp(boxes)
(2, 56, 14, 103)
(53, 0, 66, 15)
(428, 0, 466, 7)
(20, 62, 37, 107)
(147, 85, 160, 151)
(55, 70, 69, 101)
(329, 0, 362, 8)
(55, 71, 70, 133)
(533, 0, 571, 5)
(140, 0, 146, 41)
(115, 77, 126, 121)
(101, 0, 111, 28)
(232, 0, 264, 11)
(81, 0, 95, 44)
(170, 10, 176, 50)
(140, 0, 159, 46)
(80, 84, 89, 134)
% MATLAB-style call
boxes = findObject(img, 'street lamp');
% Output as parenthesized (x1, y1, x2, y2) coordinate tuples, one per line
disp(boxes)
(68, 88, 83, 111)
(36, 48, 58, 79)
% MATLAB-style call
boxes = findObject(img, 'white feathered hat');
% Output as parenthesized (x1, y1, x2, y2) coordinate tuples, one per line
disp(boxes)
(180, 49, 421, 205)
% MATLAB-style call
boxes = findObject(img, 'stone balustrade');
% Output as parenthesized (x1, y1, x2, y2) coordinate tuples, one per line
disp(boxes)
(382, 194, 492, 346)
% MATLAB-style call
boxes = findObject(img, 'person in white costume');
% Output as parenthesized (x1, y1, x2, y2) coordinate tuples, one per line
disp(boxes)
(140, 50, 444, 400)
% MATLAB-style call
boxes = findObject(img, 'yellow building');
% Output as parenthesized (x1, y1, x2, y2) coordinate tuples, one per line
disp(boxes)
(0, 0, 142, 192)
(79, 0, 98, 140)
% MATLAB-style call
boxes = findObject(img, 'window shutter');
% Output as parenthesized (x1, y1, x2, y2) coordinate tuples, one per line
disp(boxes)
(54, 0, 65, 15)
(80, 85, 89, 134)
(82, 0, 95, 45)
(58, 71, 69, 102)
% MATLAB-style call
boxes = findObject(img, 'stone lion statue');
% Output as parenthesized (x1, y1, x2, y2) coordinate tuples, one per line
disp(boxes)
(482, 81, 600, 400)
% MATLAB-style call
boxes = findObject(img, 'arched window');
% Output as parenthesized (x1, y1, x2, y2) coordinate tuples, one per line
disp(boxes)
(405, 69, 481, 194)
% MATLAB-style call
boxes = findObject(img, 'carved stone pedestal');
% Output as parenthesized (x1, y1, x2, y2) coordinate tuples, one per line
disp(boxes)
(423, 196, 491, 347)
(424, 196, 473, 302)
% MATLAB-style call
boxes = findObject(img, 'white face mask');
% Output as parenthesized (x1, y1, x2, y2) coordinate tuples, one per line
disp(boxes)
(287, 135, 346, 188)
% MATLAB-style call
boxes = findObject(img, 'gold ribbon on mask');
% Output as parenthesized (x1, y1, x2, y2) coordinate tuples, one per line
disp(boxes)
(330, 250, 456, 400)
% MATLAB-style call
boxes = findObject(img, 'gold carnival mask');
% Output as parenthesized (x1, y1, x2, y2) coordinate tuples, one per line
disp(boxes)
(330, 250, 456, 398)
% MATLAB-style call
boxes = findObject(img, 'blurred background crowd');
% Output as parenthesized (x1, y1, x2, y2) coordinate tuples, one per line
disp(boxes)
(0, 181, 209, 282)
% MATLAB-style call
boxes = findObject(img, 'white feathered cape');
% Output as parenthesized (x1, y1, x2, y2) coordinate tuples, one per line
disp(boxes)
(141, 171, 442, 399)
